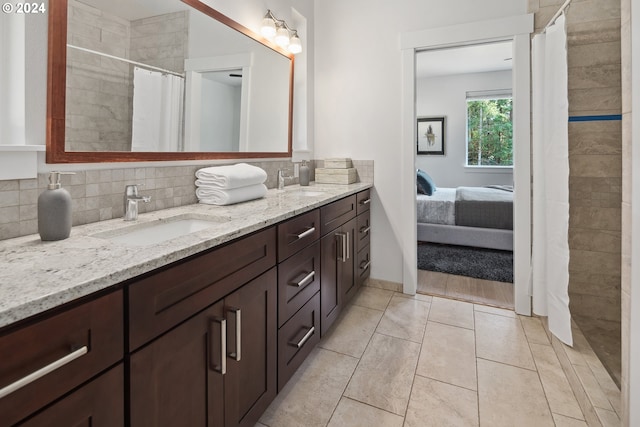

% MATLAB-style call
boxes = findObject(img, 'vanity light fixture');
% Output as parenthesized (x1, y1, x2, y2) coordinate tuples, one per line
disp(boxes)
(288, 31, 302, 54)
(260, 10, 277, 37)
(275, 23, 291, 47)
(260, 9, 302, 54)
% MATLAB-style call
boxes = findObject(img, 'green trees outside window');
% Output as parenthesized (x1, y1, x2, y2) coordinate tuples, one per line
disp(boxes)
(467, 98, 513, 166)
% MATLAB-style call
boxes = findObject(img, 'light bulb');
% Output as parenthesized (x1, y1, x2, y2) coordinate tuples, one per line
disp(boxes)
(261, 16, 276, 38)
(275, 26, 290, 47)
(288, 34, 302, 54)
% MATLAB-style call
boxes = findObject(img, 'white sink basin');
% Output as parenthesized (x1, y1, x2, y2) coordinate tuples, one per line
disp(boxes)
(94, 215, 231, 247)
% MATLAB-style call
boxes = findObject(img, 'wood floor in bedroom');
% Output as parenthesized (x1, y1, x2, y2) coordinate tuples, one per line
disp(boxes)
(417, 269, 514, 309)
(258, 286, 592, 427)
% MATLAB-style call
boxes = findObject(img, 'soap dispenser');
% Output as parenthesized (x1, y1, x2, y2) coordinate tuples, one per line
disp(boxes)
(299, 160, 310, 186)
(38, 172, 74, 241)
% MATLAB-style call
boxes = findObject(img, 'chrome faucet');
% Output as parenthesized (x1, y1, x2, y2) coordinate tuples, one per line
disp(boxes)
(124, 184, 151, 221)
(278, 169, 290, 190)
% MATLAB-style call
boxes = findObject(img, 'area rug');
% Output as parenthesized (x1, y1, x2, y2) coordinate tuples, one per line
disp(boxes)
(417, 242, 513, 283)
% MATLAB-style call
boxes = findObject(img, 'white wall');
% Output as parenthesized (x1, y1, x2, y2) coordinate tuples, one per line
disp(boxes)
(245, 45, 290, 152)
(1, 13, 26, 145)
(314, 0, 526, 283)
(200, 78, 240, 151)
(200, 0, 314, 155)
(416, 70, 513, 188)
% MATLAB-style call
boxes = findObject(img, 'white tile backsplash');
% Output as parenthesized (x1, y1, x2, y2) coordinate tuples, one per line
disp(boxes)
(0, 159, 373, 240)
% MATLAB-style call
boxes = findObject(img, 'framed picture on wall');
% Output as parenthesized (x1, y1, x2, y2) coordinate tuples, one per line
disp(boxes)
(417, 116, 445, 155)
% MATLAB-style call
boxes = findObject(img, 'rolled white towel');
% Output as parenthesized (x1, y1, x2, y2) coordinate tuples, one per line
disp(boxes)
(197, 183, 267, 206)
(195, 163, 267, 189)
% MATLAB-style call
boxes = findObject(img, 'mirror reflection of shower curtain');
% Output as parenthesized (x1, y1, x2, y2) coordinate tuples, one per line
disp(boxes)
(531, 14, 572, 346)
(132, 67, 184, 151)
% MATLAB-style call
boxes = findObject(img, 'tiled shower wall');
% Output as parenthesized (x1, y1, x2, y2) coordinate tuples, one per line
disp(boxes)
(620, 0, 631, 422)
(528, 0, 622, 384)
(130, 11, 188, 74)
(65, 1, 189, 153)
(66, 0, 132, 152)
(0, 160, 373, 241)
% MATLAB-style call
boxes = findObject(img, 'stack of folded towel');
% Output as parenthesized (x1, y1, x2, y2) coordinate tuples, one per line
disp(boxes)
(195, 163, 268, 206)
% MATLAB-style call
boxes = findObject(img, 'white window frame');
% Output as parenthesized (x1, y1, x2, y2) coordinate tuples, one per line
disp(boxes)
(465, 89, 513, 168)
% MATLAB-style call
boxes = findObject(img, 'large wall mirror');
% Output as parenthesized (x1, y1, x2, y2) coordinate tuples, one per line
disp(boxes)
(47, 0, 293, 163)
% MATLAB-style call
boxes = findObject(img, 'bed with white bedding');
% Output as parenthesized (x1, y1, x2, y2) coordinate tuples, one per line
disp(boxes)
(417, 186, 514, 251)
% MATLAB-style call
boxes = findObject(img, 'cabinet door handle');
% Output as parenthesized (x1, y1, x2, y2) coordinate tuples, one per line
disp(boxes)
(360, 198, 371, 205)
(346, 230, 350, 261)
(289, 326, 315, 349)
(292, 271, 315, 288)
(296, 227, 316, 240)
(228, 307, 241, 362)
(0, 345, 88, 399)
(336, 232, 347, 262)
(360, 225, 371, 235)
(360, 260, 371, 271)
(210, 317, 226, 375)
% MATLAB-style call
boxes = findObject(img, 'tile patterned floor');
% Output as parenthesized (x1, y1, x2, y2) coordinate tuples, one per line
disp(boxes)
(572, 315, 621, 388)
(417, 269, 515, 309)
(258, 286, 588, 427)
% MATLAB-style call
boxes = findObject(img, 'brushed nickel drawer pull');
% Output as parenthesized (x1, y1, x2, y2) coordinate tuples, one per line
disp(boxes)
(290, 326, 315, 349)
(360, 198, 371, 205)
(360, 225, 371, 235)
(0, 345, 88, 399)
(296, 227, 316, 240)
(346, 230, 350, 261)
(228, 307, 241, 362)
(336, 232, 347, 262)
(210, 317, 226, 375)
(360, 260, 371, 271)
(293, 271, 315, 288)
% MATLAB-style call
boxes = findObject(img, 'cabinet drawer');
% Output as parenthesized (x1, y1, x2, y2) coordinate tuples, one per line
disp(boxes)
(278, 292, 320, 392)
(0, 291, 123, 426)
(320, 195, 356, 235)
(356, 211, 371, 253)
(356, 245, 371, 288)
(19, 364, 124, 427)
(277, 209, 320, 262)
(278, 241, 321, 327)
(356, 189, 371, 215)
(129, 227, 276, 350)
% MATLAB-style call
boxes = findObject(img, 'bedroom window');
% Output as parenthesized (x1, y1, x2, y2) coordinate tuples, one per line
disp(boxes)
(466, 90, 513, 167)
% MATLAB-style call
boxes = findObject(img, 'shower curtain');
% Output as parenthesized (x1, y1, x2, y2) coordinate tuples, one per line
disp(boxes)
(132, 67, 184, 152)
(531, 14, 572, 345)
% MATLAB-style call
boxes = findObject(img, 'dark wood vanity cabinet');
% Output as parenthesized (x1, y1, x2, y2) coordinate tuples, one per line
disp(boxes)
(128, 228, 277, 427)
(277, 209, 321, 263)
(0, 290, 124, 426)
(320, 217, 356, 335)
(128, 228, 276, 351)
(355, 189, 372, 288)
(19, 364, 124, 427)
(276, 211, 322, 391)
(1, 187, 372, 426)
(129, 268, 277, 427)
(320, 190, 372, 335)
(356, 210, 372, 287)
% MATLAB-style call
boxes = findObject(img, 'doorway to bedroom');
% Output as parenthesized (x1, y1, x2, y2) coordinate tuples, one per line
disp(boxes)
(414, 41, 515, 309)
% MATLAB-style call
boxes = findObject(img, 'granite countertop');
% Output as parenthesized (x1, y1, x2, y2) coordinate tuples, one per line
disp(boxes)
(0, 182, 372, 329)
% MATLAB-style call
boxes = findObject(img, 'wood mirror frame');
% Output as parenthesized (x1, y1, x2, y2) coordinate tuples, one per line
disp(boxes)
(46, 0, 294, 163)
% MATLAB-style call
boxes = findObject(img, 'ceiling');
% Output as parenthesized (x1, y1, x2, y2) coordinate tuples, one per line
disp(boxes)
(416, 41, 513, 79)
(202, 70, 243, 86)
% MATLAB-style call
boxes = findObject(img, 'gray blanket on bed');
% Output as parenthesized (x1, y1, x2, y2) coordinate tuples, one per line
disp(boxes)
(455, 186, 513, 230)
